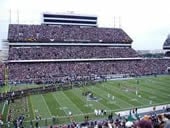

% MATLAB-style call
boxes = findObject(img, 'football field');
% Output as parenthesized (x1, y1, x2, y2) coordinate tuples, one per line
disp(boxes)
(1, 75, 170, 127)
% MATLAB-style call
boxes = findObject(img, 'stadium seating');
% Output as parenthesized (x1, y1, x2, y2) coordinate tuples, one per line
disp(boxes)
(8, 59, 170, 84)
(7, 24, 170, 84)
(0, 63, 5, 86)
(163, 35, 170, 47)
(8, 46, 139, 60)
(8, 24, 133, 43)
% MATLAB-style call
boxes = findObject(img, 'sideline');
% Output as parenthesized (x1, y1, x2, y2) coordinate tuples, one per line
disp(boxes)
(115, 104, 170, 116)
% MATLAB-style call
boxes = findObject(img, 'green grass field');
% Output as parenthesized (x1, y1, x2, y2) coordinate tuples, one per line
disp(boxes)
(0, 75, 170, 127)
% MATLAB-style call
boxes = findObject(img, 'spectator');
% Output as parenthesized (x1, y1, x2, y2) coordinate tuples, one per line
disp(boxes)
(136, 120, 153, 128)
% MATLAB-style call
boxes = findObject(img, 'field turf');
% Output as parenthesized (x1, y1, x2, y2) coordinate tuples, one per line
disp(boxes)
(0, 75, 170, 127)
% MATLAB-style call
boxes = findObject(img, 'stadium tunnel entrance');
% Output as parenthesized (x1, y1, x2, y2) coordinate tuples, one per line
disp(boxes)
(166, 67, 170, 74)
(165, 51, 170, 57)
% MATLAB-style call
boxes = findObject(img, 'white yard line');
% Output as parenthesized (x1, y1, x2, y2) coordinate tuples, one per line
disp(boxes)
(84, 87, 112, 110)
(41, 94, 52, 116)
(1, 101, 6, 115)
(52, 93, 68, 115)
(30, 96, 36, 119)
(92, 86, 131, 108)
(103, 84, 149, 105)
(140, 80, 169, 99)
(61, 91, 83, 114)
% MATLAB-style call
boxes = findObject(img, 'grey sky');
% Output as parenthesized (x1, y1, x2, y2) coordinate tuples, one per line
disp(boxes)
(1, 0, 170, 50)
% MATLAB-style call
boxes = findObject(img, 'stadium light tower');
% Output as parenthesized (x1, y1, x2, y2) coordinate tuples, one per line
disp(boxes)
(9, 9, 11, 24)
(114, 16, 116, 28)
(17, 9, 19, 24)
(119, 16, 121, 28)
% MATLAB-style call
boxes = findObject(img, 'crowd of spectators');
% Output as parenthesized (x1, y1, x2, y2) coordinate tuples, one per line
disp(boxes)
(0, 63, 5, 86)
(8, 24, 132, 43)
(8, 59, 170, 84)
(6, 24, 170, 85)
(8, 46, 139, 60)
(47, 110, 170, 128)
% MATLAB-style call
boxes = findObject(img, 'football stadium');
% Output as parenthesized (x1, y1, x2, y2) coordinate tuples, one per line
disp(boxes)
(0, 12, 170, 128)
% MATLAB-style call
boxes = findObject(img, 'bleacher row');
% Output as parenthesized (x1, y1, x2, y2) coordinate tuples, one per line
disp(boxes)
(8, 24, 132, 43)
(7, 59, 170, 84)
(0, 63, 5, 86)
(8, 47, 139, 60)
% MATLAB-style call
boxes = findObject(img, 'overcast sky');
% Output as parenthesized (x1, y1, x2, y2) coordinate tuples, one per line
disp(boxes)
(0, 0, 170, 50)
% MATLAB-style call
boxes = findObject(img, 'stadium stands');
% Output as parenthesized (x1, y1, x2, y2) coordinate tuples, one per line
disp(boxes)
(163, 35, 170, 49)
(7, 22, 145, 84)
(6, 18, 170, 84)
(8, 24, 133, 43)
(8, 46, 139, 60)
(163, 35, 170, 57)
(8, 59, 170, 84)
(0, 63, 5, 86)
